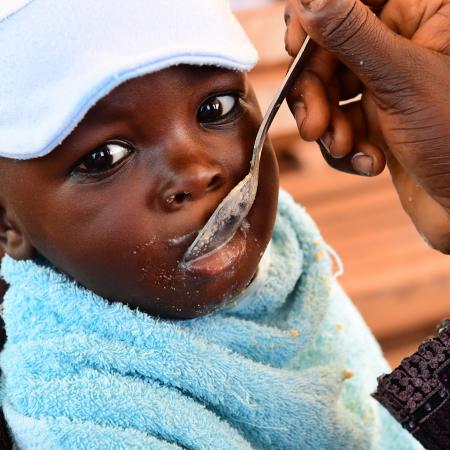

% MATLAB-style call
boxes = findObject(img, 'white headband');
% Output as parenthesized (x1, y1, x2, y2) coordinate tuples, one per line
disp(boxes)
(0, 0, 258, 159)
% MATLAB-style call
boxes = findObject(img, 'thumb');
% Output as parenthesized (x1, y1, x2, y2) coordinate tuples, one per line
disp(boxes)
(289, 0, 415, 106)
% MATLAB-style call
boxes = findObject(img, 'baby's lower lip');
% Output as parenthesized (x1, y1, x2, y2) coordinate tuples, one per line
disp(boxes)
(180, 227, 246, 277)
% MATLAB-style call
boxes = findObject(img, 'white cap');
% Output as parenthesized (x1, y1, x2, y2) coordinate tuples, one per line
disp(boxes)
(0, 0, 258, 159)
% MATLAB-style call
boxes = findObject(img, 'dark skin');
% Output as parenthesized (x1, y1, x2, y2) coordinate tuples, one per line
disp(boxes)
(0, 65, 279, 319)
(284, 0, 450, 253)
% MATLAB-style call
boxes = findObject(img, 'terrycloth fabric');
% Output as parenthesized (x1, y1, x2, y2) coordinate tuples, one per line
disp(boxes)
(0, 0, 257, 160)
(0, 191, 422, 449)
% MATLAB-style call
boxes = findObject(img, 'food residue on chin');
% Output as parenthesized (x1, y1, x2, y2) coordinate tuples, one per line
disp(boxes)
(167, 231, 197, 247)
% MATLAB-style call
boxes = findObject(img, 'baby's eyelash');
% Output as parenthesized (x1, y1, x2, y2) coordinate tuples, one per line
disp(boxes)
(71, 140, 134, 178)
(197, 93, 243, 125)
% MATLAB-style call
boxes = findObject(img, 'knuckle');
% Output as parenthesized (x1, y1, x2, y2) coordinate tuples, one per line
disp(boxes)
(284, 33, 296, 57)
(284, 4, 292, 26)
(320, 2, 370, 50)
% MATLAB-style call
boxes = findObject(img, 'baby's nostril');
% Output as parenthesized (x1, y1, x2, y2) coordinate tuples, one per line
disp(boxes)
(174, 192, 192, 204)
(165, 172, 221, 207)
(208, 175, 221, 190)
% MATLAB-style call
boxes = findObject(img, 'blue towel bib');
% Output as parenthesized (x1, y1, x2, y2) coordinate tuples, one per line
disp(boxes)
(0, 191, 421, 449)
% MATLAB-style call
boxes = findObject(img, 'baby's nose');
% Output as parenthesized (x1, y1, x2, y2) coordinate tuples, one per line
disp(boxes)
(161, 164, 224, 212)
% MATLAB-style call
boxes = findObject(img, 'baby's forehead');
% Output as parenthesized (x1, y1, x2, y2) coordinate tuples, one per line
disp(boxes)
(0, 157, 28, 195)
(94, 65, 220, 103)
(64, 65, 247, 140)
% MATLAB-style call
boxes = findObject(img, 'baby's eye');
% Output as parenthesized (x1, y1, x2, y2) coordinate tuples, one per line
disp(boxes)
(74, 141, 133, 174)
(197, 94, 240, 124)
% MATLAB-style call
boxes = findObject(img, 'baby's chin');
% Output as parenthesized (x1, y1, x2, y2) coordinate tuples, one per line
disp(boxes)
(135, 239, 266, 320)
(157, 268, 260, 320)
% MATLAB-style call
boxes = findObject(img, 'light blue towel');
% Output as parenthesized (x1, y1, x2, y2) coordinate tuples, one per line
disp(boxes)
(0, 191, 422, 449)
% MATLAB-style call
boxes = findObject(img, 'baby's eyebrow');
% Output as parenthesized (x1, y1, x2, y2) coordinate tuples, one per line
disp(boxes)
(202, 69, 248, 91)
(85, 93, 135, 121)
(48, 119, 132, 169)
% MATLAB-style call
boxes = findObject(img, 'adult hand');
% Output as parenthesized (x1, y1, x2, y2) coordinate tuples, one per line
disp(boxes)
(284, 0, 450, 253)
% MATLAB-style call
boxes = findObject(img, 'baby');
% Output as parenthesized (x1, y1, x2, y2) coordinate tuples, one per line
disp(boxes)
(0, 0, 422, 449)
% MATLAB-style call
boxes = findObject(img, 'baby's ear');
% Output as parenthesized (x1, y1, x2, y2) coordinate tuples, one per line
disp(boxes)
(0, 207, 34, 260)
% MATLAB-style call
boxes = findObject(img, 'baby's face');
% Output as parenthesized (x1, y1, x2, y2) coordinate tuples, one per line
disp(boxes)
(1, 66, 279, 318)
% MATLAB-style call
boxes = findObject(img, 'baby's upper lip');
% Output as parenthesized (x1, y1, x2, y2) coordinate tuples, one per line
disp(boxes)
(165, 209, 227, 251)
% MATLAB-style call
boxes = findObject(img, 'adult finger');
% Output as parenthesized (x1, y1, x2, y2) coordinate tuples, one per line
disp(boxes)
(284, 3, 307, 57)
(285, 14, 337, 141)
(319, 138, 385, 176)
(287, 0, 418, 109)
(321, 105, 354, 158)
(337, 63, 362, 101)
(287, 68, 331, 141)
(319, 100, 385, 176)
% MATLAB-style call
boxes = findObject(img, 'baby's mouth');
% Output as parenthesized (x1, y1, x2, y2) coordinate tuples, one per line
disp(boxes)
(177, 220, 250, 278)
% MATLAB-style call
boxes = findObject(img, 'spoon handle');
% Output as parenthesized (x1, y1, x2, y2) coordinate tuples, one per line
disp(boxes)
(251, 35, 316, 167)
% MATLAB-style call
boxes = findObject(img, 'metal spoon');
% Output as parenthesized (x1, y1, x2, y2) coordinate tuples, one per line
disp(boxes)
(182, 35, 328, 264)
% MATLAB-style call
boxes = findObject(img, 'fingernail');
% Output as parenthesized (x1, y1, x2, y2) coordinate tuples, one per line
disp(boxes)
(352, 152, 373, 176)
(322, 132, 333, 155)
(294, 102, 306, 131)
(317, 137, 331, 156)
(284, 10, 291, 25)
(300, 0, 314, 9)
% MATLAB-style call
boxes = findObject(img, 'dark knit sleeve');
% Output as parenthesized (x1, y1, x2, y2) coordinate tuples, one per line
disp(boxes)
(373, 321, 450, 450)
